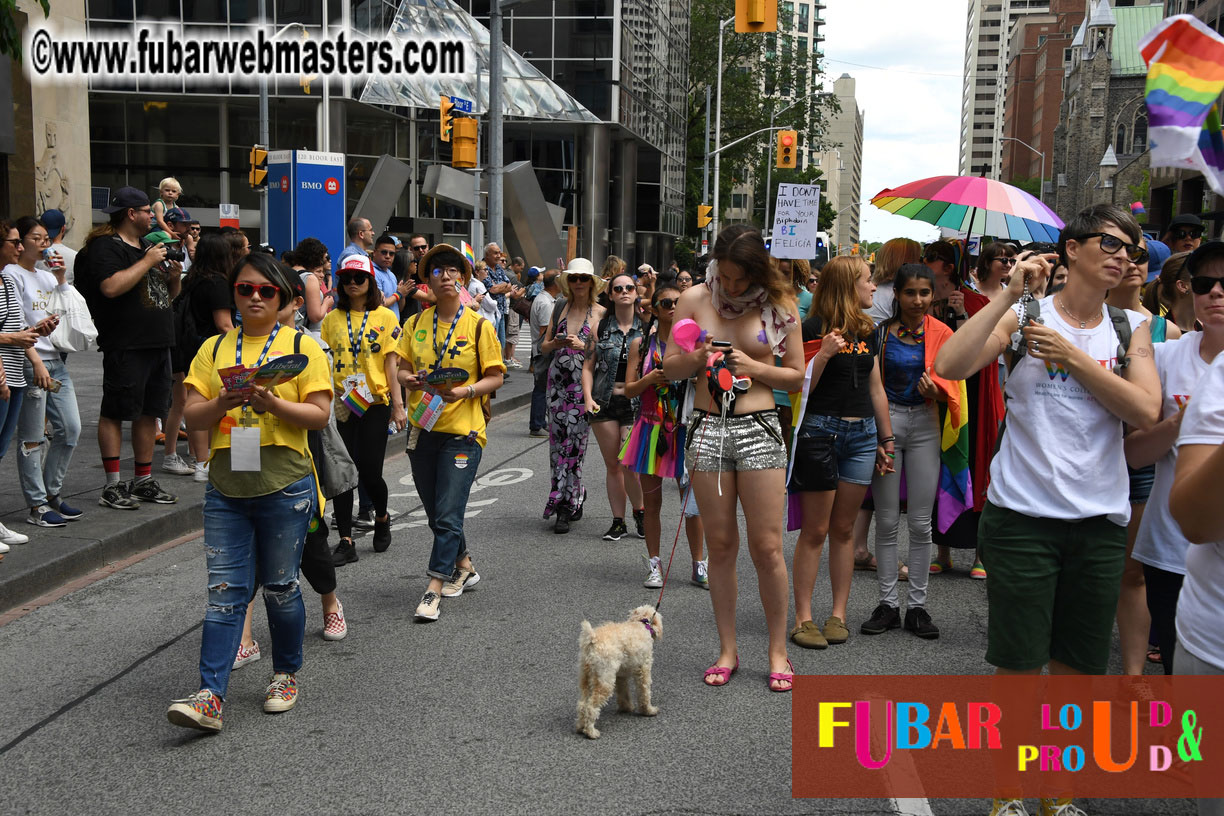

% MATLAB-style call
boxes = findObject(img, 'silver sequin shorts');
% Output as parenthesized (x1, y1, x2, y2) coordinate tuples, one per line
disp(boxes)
(686, 409, 788, 472)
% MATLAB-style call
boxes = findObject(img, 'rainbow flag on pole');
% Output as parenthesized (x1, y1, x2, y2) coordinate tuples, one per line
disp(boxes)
(1141, 15, 1224, 194)
(461, 241, 477, 269)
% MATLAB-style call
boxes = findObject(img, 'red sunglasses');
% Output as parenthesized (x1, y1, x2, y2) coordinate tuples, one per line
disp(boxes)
(234, 282, 279, 299)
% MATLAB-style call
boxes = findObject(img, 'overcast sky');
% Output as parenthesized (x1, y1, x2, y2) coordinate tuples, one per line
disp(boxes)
(821, 0, 968, 243)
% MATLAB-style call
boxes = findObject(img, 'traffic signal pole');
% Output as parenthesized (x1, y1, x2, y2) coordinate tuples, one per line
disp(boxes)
(258, 0, 268, 242)
(702, 86, 710, 250)
(711, 15, 733, 239)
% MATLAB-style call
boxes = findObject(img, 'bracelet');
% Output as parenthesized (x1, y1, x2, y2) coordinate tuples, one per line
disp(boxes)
(879, 436, 895, 444)
(467, 385, 476, 400)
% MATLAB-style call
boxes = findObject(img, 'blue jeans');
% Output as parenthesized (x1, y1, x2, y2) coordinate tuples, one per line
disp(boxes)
(496, 312, 507, 349)
(198, 474, 314, 699)
(0, 386, 25, 460)
(799, 413, 878, 485)
(407, 430, 482, 580)
(17, 358, 81, 507)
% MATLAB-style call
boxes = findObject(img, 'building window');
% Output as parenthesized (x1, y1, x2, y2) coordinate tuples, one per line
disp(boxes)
(731, 193, 748, 210)
(1115, 123, 1127, 155)
(1133, 113, 1148, 153)
(798, 3, 809, 32)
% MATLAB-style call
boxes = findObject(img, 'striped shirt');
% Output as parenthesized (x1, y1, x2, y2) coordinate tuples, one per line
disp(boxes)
(0, 271, 28, 388)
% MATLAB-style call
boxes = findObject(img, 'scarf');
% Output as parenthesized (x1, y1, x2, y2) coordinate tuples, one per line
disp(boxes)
(706, 259, 795, 357)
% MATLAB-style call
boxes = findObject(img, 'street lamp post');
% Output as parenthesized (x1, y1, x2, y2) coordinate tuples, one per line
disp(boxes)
(1000, 136, 1045, 203)
(711, 15, 734, 239)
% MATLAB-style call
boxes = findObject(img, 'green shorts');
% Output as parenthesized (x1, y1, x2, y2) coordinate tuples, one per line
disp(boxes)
(979, 501, 1126, 674)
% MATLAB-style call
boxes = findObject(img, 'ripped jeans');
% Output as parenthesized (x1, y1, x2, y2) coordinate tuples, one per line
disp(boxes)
(198, 474, 314, 699)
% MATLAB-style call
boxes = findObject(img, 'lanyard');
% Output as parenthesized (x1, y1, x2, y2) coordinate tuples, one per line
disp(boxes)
(236, 323, 280, 369)
(431, 306, 461, 373)
(346, 309, 371, 361)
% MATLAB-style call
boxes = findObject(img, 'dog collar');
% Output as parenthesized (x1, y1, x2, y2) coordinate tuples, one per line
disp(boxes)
(640, 618, 658, 639)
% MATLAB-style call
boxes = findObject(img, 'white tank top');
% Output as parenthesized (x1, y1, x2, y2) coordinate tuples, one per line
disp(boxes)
(986, 296, 1146, 526)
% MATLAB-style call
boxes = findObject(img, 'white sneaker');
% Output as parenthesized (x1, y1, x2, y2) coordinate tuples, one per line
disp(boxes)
(643, 556, 663, 589)
(162, 453, 195, 475)
(232, 639, 261, 670)
(0, 541, 9, 555)
(193, 461, 209, 482)
(0, 521, 30, 545)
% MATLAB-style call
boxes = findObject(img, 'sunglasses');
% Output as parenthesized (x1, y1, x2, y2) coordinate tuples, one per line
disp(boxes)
(1173, 228, 1204, 241)
(807, 277, 819, 285)
(234, 282, 280, 299)
(339, 271, 371, 286)
(655, 297, 677, 310)
(1190, 275, 1224, 295)
(612, 284, 635, 294)
(411, 245, 428, 252)
(1079, 233, 1148, 264)
(568, 274, 593, 284)
(994, 257, 1017, 266)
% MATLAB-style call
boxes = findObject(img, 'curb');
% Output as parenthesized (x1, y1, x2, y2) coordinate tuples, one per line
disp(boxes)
(0, 389, 534, 615)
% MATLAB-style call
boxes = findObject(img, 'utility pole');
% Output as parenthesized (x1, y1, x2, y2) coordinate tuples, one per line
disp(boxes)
(258, 0, 269, 242)
(702, 86, 710, 251)
(488, 1, 504, 248)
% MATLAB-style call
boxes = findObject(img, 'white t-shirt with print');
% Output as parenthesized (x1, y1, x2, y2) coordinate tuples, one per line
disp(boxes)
(1132, 333, 1212, 574)
(1174, 350, 1224, 670)
(987, 297, 1147, 526)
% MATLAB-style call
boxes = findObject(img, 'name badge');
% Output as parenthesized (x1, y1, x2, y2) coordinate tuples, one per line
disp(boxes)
(230, 426, 262, 472)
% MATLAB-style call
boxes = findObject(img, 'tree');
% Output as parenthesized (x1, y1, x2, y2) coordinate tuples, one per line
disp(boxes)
(685, 0, 836, 235)
(2, 0, 50, 60)
(1009, 175, 1041, 199)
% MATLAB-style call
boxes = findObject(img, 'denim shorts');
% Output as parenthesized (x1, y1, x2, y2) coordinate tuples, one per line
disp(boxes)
(795, 413, 878, 488)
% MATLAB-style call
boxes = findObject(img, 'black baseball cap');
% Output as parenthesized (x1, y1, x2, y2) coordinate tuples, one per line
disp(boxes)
(165, 207, 191, 224)
(102, 186, 151, 214)
(1185, 240, 1224, 275)
(1168, 214, 1204, 232)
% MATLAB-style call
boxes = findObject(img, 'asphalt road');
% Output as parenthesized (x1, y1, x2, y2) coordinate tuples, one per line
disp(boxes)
(0, 403, 1197, 816)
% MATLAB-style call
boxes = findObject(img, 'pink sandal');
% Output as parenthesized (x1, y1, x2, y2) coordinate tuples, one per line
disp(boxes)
(768, 658, 794, 693)
(703, 656, 739, 687)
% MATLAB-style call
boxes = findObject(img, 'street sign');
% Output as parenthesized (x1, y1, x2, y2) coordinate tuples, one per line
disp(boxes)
(219, 203, 240, 229)
(450, 95, 473, 113)
(769, 183, 822, 259)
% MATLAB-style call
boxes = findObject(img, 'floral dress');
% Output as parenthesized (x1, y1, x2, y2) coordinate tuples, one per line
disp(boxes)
(544, 311, 592, 517)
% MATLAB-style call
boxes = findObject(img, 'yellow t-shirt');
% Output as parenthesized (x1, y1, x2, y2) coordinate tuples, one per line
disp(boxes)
(394, 306, 505, 447)
(320, 306, 402, 402)
(184, 327, 333, 459)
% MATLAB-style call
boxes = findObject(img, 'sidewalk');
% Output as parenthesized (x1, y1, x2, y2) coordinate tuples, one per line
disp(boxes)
(0, 349, 537, 613)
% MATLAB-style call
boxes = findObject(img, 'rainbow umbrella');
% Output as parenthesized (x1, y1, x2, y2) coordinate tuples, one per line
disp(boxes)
(870, 175, 1065, 243)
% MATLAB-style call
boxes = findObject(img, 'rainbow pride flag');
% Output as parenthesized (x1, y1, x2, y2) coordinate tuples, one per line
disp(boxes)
(461, 241, 477, 269)
(341, 388, 372, 418)
(1141, 15, 1224, 195)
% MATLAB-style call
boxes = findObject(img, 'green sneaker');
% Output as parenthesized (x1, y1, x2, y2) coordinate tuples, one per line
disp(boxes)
(790, 620, 828, 649)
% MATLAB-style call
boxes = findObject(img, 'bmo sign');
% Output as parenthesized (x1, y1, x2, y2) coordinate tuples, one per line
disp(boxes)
(266, 150, 346, 267)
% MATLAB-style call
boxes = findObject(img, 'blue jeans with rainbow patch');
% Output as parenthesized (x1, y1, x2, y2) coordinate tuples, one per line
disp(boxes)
(407, 430, 482, 580)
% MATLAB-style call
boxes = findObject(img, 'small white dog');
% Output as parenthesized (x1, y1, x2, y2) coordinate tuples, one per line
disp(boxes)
(576, 604, 662, 739)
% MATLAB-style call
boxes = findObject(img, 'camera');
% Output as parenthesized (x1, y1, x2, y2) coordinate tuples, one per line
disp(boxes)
(162, 245, 186, 263)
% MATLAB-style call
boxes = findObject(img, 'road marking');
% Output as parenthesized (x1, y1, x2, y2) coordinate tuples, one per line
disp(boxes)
(389, 466, 535, 531)
(891, 798, 935, 816)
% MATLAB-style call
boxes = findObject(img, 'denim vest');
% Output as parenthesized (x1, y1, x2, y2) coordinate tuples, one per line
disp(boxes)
(591, 313, 643, 404)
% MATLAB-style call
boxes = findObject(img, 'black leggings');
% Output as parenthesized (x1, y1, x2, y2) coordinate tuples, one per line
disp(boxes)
(333, 403, 390, 539)
(1143, 563, 1185, 676)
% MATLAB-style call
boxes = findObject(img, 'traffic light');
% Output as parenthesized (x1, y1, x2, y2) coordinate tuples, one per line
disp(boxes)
(452, 117, 478, 168)
(776, 130, 797, 169)
(248, 145, 267, 189)
(853, 243, 861, 255)
(735, 0, 777, 32)
(440, 94, 454, 143)
(697, 204, 713, 230)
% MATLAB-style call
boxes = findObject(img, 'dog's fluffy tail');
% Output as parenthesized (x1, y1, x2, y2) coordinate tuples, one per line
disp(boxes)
(579, 620, 595, 651)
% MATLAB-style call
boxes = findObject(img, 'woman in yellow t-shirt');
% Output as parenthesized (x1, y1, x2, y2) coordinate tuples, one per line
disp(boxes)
(320, 255, 406, 564)
(394, 244, 505, 622)
(167, 252, 332, 733)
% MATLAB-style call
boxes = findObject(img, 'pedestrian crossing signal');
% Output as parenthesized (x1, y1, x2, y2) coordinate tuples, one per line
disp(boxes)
(698, 204, 713, 230)
(248, 146, 267, 189)
(776, 130, 797, 169)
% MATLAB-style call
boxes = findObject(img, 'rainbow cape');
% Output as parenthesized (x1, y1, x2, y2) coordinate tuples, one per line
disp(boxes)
(461, 241, 477, 269)
(1141, 15, 1224, 195)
